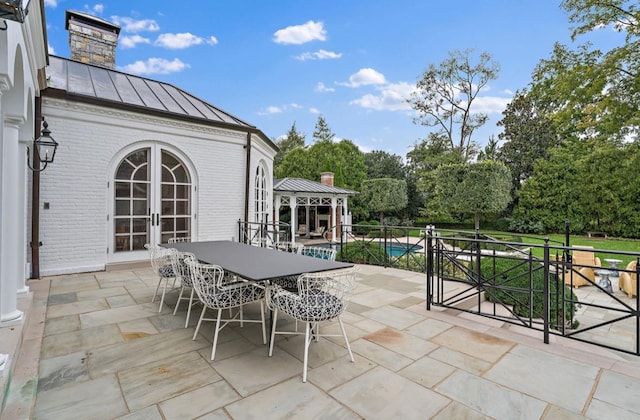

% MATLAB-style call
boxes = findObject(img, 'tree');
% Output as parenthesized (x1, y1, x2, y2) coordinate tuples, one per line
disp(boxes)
(408, 49, 500, 161)
(274, 122, 305, 169)
(477, 135, 500, 162)
(312, 115, 335, 142)
(561, 0, 640, 40)
(406, 133, 465, 220)
(364, 150, 405, 179)
(435, 161, 511, 230)
(359, 178, 408, 224)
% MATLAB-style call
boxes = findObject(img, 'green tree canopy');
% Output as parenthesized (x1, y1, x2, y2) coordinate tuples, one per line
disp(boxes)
(364, 150, 405, 179)
(274, 122, 305, 169)
(312, 115, 335, 142)
(359, 178, 408, 224)
(435, 161, 511, 230)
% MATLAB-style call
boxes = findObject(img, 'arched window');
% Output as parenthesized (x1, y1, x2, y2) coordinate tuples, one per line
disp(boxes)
(113, 147, 192, 253)
(254, 163, 269, 225)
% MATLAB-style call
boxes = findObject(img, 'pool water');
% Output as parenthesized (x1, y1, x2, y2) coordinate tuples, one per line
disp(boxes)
(384, 243, 424, 257)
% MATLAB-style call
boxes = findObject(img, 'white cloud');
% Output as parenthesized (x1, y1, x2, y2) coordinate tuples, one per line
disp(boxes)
(154, 32, 216, 49)
(209, 36, 219, 45)
(350, 82, 414, 111)
(258, 103, 301, 115)
(44, 0, 57, 7)
(315, 82, 335, 93)
(471, 95, 511, 114)
(295, 49, 342, 61)
(47, 43, 56, 55)
(273, 20, 326, 44)
(339, 68, 386, 87)
(119, 35, 151, 49)
(111, 16, 160, 32)
(309, 107, 321, 114)
(120, 58, 189, 75)
(85, 4, 104, 14)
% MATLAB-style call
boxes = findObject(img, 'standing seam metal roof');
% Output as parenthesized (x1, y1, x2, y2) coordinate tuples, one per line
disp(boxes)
(45, 55, 257, 130)
(273, 178, 358, 195)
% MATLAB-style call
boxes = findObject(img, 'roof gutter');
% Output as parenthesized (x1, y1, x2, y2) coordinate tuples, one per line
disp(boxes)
(243, 132, 252, 234)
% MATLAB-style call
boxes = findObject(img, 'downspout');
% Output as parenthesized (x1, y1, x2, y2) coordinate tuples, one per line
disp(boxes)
(243, 132, 252, 233)
(30, 97, 42, 278)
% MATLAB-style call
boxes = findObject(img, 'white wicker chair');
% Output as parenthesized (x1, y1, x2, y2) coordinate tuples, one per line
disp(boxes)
(266, 267, 358, 382)
(270, 242, 304, 292)
(300, 246, 337, 261)
(171, 251, 199, 327)
(145, 244, 179, 313)
(185, 256, 267, 360)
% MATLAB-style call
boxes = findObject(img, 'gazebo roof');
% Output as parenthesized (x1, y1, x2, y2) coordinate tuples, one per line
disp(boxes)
(273, 177, 358, 195)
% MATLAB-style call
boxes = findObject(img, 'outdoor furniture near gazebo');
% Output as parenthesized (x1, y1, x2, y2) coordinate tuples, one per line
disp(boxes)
(619, 261, 638, 298)
(309, 226, 326, 238)
(566, 246, 601, 288)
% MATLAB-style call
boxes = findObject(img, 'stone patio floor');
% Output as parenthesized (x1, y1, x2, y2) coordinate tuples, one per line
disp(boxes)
(3, 264, 640, 419)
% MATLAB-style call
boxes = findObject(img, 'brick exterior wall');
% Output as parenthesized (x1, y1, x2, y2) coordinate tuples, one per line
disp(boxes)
(37, 98, 275, 275)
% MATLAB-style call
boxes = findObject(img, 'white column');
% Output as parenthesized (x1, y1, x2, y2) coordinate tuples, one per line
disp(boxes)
(1, 117, 24, 327)
(289, 197, 297, 244)
(331, 197, 337, 242)
(17, 135, 29, 294)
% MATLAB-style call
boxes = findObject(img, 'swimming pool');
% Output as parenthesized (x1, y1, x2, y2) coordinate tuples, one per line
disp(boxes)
(384, 243, 424, 257)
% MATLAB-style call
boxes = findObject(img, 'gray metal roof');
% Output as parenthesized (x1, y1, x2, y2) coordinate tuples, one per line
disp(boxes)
(273, 178, 358, 195)
(45, 55, 259, 131)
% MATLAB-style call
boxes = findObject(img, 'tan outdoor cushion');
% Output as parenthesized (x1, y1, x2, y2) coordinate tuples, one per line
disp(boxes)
(619, 261, 637, 298)
(564, 246, 601, 288)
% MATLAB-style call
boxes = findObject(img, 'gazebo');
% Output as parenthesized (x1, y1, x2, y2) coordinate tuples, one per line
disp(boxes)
(273, 172, 358, 243)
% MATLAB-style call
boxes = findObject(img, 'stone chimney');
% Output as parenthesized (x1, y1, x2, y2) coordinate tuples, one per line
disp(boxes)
(320, 172, 334, 187)
(65, 10, 121, 70)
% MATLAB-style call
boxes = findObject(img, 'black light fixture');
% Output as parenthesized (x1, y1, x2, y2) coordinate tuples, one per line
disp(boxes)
(0, 0, 30, 24)
(27, 117, 59, 172)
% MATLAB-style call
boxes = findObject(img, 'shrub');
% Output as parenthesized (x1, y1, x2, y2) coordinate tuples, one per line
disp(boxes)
(479, 256, 579, 329)
(337, 241, 385, 265)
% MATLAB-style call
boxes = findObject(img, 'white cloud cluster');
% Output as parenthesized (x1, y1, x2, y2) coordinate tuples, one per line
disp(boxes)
(315, 82, 335, 93)
(350, 82, 414, 111)
(120, 58, 189, 75)
(258, 103, 302, 115)
(155, 33, 218, 49)
(111, 16, 160, 32)
(295, 49, 342, 61)
(339, 68, 386, 87)
(273, 20, 326, 44)
(120, 35, 151, 49)
(44, 0, 57, 7)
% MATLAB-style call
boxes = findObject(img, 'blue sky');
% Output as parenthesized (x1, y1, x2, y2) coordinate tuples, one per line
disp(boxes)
(43, 1, 625, 158)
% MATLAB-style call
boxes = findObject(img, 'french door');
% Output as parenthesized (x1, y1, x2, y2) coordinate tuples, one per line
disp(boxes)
(109, 145, 192, 262)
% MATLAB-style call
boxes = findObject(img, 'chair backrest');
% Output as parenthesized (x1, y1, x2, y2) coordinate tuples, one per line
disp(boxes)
(627, 260, 638, 280)
(572, 246, 598, 267)
(168, 237, 191, 244)
(184, 255, 225, 302)
(301, 246, 336, 261)
(298, 267, 358, 310)
(144, 244, 177, 275)
(172, 251, 195, 285)
(274, 241, 303, 254)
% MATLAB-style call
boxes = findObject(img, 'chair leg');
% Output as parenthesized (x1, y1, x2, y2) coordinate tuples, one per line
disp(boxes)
(303, 322, 311, 383)
(193, 305, 207, 340)
(211, 309, 223, 361)
(151, 278, 162, 303)
(184, 288, 195, 328)
(173, 286, 185, 315)
(268, 308, 279, 356)
(338, 316, 354, 362)
(260, 301, 266, 344)
(158, 277, 170, 313)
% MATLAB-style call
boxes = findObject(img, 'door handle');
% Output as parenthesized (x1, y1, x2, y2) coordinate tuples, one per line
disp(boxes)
(156, 213, 160, 226)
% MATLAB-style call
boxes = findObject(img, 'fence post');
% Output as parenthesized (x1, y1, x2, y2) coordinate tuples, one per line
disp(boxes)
(383, 223, 388, 268)
(426, 225, 433, 310)
(543, 238, 550, 344)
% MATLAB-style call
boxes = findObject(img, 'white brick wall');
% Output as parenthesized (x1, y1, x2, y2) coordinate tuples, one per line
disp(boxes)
(37, 98, 276, 275)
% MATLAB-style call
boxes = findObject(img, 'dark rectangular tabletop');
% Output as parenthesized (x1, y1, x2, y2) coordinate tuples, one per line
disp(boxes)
(166, 240, 353, 282)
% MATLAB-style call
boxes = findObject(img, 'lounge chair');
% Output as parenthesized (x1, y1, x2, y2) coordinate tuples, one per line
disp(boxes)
(309, 226, 326, 238)
(565, 246, 601, 288)
(619, 261, 638, 298)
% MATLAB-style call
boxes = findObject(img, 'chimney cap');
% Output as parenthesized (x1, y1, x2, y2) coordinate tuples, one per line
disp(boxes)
(65, 10, 121, 34)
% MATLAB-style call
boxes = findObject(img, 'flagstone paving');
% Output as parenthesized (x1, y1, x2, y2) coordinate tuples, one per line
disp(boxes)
(2, 264, 640, 419)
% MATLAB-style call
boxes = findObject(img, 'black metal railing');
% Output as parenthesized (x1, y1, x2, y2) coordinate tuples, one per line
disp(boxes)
(238, 220, 291, 246)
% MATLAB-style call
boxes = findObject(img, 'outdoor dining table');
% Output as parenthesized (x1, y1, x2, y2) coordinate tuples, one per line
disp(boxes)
(165, 240, 353, 282)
